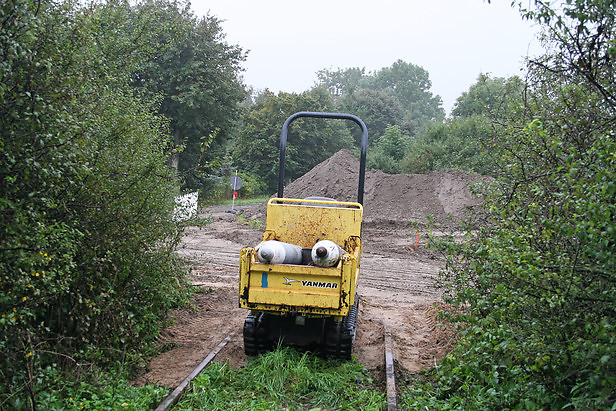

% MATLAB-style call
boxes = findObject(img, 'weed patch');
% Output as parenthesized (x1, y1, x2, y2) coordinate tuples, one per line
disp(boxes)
(176, 347, 385, 410)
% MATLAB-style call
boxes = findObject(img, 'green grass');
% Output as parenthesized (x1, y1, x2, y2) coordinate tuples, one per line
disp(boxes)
(21, 348, 383, 410)
(175, 347, 385, 410)
(235, 213, 265, 229)
(211, 195, 271, 206)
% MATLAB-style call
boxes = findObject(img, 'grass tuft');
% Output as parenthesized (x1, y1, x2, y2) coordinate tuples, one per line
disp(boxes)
(176, 346, 385, 410)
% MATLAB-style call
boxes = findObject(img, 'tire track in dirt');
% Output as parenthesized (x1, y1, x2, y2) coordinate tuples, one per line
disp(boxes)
(361, 254, 441, 299)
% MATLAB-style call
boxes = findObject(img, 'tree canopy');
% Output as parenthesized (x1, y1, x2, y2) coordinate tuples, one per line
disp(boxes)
(399, 72, 526, 176)
(316, 66, 365, 98)
(366, 125, 412, 174)
(451, 73, 525, 119)
(132, 1, 247, 190)
(232, 89, 354, 192)
(401, 114, 498, 175)
(342, 89, 404, 145)
(362, 60, 444, 134)
(316, 60, 445, 141)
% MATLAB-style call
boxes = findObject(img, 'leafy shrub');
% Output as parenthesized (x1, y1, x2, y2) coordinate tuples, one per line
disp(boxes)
(1, 0, 190, 406)
(22, 366, 167, 410)
(237, 172, 269, 198)
(402, 123, 616, 409)
(401, 115, 499, 175)
(366, 125, 411, 174)
(400, 1, 616, 407)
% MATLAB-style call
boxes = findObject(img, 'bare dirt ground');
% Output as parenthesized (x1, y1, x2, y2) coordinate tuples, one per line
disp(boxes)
(138, 150, 481, 388)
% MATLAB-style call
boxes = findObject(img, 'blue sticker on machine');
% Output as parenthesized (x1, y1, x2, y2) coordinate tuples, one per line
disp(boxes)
(261, 273, 268, 288)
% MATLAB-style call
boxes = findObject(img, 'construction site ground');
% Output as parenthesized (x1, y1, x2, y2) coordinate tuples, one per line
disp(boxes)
(138, 150, 482, 388)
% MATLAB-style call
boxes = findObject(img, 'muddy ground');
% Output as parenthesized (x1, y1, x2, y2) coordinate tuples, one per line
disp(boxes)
(138, 151, 480, 388)
(138, 205, 457, 388)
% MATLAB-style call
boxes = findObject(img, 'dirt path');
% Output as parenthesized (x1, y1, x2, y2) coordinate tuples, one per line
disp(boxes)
(138, 204, 456, 388)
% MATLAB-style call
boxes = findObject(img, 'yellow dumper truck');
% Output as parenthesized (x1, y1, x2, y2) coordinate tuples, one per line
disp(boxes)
(238, 112, 368, 359)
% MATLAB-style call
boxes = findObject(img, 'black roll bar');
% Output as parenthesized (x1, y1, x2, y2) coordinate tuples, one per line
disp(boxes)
(277, 111, 369, 204)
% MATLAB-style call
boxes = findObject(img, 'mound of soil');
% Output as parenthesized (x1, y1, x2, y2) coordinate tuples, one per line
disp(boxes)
(281, 149, 485, 227)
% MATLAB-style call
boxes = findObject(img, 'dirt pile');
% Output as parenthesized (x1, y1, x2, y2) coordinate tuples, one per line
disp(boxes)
(282, 149, 485, 227)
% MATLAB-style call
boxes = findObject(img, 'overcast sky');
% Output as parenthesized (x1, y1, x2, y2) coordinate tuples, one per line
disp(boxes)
(190, 0, 541, 115)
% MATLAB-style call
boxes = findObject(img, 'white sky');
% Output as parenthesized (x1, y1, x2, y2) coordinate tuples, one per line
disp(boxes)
(190, 0, 541, 115)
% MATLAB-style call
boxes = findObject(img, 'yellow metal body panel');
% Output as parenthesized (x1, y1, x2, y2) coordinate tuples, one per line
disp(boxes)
(263, 198, 362, 248)
(239, 198, 363, 317)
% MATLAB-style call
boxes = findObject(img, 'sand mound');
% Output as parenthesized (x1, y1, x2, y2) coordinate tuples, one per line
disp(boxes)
(281, 149, 484, 227)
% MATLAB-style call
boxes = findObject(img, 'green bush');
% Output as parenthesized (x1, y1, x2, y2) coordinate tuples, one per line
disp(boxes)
(237, 172, 269, 198)
(400, 1, 616, 407)
(24, 366, 167, 410)
(366, 125, 410, 174)
(402, 125, 616, 409)
(1, 0, 190, 406)
(401, 115, 499, 175)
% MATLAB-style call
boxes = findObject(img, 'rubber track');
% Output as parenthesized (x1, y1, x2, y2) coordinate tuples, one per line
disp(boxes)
(323, 294, 359, 359)
(244, 295, 359, 359)
(243, 312, 270, 356)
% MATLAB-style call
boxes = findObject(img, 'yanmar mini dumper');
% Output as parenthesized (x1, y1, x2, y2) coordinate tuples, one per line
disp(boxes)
(239, 112, 369, 359)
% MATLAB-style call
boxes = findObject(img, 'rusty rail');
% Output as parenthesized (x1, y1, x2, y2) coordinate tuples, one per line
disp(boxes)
(155, 332, 234, 411)
(384, 326, 397, 410)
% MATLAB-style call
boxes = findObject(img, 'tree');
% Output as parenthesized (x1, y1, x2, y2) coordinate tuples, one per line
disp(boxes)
(400, 74, 525, 176)
(311, 61, 446, 175)
(401, 114, 497, 175)
(315, 67, 366, 98)
(362, 59, 445, 136)
(366, 125, 412, 174)
(316, 60, 445, 140)
(232, 88, 354, 192)
(1, 0, 189, 406)
(342, 89, 404, 145)
(517, 0, 616, 110)
(402, 1, 616, 408)
(451, 74, 526, 119)
(132, 0, 247, 191)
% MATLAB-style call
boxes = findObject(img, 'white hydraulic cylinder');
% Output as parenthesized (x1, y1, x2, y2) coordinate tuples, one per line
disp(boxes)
(311, 240, 346, 267)
(257, 240, 303, 265)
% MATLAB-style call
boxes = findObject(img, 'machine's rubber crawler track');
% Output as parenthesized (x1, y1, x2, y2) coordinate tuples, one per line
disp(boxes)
(243, 312, 270, 356)
(322, 294, 359, 359)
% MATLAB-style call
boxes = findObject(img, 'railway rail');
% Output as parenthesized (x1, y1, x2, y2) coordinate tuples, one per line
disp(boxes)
(155, 333, 234, 411)
(154, 323, 399, 410)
